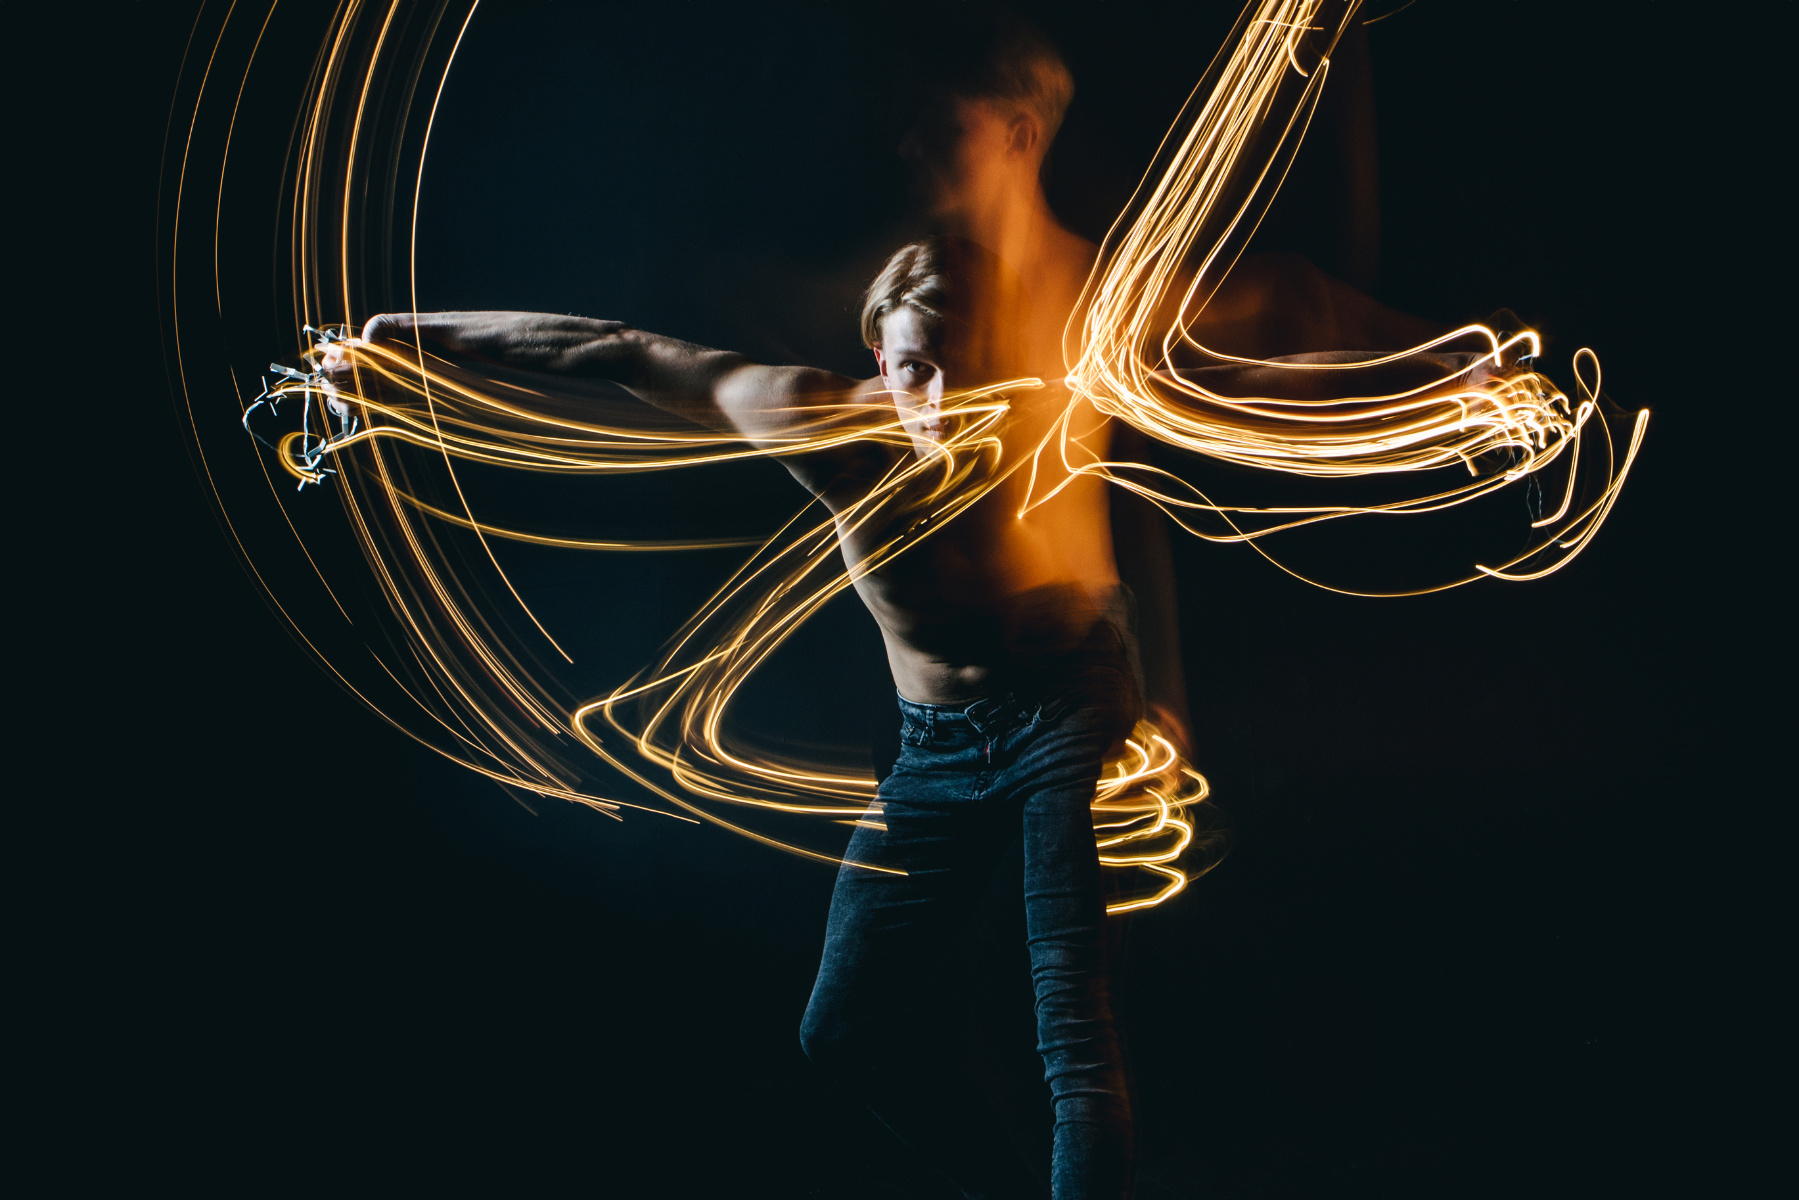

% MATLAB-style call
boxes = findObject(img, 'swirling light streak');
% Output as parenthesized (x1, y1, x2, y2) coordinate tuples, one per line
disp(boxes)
(1055, 0, 1646, 595)
(167, 0, 1638, 913)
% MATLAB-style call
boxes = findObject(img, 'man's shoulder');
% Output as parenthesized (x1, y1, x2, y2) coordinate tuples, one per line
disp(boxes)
(771, 375, 897, 502)
(1032, 226, 1100, 298)
(1052, 226, 1101, 270)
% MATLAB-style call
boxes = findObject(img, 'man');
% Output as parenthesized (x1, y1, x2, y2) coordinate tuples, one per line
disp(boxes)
(329, 15, 1452, 1195)
(332, 23, 1169, 1193)
(895, 15, 1195, 760)
(336, 226, 1144, 1199)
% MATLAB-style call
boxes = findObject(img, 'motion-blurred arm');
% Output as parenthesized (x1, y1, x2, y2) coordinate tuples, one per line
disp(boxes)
(1109, 422, 1193, 756)
(344, 311, 873, 451)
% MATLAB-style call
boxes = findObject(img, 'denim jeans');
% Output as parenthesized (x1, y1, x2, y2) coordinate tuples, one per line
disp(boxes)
(800, 638, 1138, 1199)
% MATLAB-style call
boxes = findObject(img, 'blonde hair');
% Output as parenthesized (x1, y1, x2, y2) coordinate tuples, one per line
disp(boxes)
(913, 9, 1074, 152)
(860, 239, 952, 349)
(972, 15, 1074, 148)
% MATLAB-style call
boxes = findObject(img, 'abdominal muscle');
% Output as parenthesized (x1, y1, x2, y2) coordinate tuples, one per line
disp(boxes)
(840, 415, 1122, 705)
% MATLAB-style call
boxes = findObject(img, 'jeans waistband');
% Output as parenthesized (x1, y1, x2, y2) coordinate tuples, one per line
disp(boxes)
(895, 691, 1035, 740)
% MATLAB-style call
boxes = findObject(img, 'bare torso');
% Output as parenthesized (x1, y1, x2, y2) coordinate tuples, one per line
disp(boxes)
(351, 227, 1427, 712)
(810, 227, 1120, 704)
(803, 229, 1440, 704)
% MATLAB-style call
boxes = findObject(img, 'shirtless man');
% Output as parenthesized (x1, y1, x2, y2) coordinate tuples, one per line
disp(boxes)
(340, 226, 1140, 1198)
(330, 17, 1454, 1195)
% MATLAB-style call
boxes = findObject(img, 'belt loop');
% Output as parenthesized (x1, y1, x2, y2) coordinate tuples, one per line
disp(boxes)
(966, 697, 996, 735)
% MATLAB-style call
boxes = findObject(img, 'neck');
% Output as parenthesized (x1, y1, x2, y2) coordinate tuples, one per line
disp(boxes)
(945, 177, 1062, 280)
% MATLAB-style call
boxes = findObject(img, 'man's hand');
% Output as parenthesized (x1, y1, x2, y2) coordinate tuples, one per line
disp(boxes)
(312, 336, 363, 422)
(1145, 700, 1194, 763)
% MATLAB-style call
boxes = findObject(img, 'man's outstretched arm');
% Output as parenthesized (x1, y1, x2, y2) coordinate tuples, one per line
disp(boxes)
(1110, 423, 1194, 756)
(342, 311, 872, 449)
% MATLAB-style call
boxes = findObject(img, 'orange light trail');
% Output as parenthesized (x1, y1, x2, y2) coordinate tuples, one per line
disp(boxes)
(167, 0, 1639, 912)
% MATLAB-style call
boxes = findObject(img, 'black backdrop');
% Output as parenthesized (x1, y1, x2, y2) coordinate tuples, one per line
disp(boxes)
(24, 2, 1776, 1196)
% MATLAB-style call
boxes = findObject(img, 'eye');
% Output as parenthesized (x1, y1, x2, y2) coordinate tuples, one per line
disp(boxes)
(904, 361, 934, 377)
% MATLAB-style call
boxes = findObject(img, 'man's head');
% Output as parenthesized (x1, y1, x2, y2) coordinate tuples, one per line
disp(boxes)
(862, 237, 1022, 442)
(899, 10, 1074, 218)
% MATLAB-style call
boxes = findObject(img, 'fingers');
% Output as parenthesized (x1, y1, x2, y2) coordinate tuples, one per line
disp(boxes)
(1145, 701, 1193, 758)
(317, 340, 354, 382)
(315, 314, 410, 382)
(321, 376, 351, 420)
(317, 327, 391, 391)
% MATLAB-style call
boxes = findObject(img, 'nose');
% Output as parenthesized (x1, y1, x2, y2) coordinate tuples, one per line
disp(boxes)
(923, 388, 946, 432)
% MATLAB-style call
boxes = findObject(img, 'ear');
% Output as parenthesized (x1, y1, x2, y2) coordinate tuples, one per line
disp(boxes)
(871, 344, 890, 381)
(1006, 111, 1041, 160)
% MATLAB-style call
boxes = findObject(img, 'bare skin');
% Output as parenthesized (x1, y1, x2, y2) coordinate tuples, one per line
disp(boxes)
(331, 298, 1122, 710)
(335, 96, 1185, 740)
(893, 95, 1444, 722)
(876, 97, 1171, 718)
(330, 89, 1437, 746)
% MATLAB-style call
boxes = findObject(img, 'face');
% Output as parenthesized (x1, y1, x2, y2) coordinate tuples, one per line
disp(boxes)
(873, 306, 951, 446)
(902, 97, 1039, 218)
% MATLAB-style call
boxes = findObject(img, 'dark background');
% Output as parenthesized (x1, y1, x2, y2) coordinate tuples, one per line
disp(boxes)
(24, 2, 1776, 1196)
